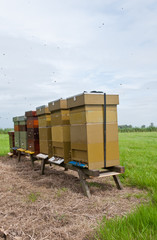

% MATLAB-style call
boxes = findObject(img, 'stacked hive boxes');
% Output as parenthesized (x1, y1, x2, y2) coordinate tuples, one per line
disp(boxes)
(8, 131, 15, 154)
(13, 117, 20, 147)
(67, 93, 120, 170)
(19, 116, 27, 149)
(48, 99, 71, 163)
(11, 92, 120, 170)
(36, 105, 53, 157)
(25, 111, 40, 154)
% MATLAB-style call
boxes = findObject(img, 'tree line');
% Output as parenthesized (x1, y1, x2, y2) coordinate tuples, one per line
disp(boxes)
(118, 123, 157, 132)
(0, 124, 157, 134)
(0, 128, 14, 134)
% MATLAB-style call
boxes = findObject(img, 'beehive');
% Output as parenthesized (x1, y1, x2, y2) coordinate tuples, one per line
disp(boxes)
(13, 116, 20, 147)
(8, 131, 15, 154)
(18, 116, 27, 149)
(36, 105, 53, 157)
(25, 111, 40, 154)
(48, 99, 70, 163)
(67, 93, 120, 170)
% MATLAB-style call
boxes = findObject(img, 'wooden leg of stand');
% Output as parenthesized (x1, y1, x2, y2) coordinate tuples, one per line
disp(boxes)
(30, 154, 34, 168)
(41, 159, 46, 175)
(113, 175, 123, 190)
(77, 169, 91, 198)
(18, 151, 21, 162)
(64, 166, 68, 171)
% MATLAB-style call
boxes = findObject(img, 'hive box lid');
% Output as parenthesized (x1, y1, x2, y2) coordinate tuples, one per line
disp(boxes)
(8, 131, 14, 135)
(18, 116, 27, 122)
(67, 93, 119, 108)
(25, 111, 37, 117)
(36, 105, 50, 116)
(48, 99, 68, 112)
(13, 116, 26, 122)
(13, 117, 18, 122)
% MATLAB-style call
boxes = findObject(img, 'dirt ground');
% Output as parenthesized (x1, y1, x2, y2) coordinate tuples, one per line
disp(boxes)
(0, 156, 148, 240)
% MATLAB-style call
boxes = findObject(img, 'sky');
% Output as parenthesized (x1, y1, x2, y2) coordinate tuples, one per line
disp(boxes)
(0, 0, 157, 128)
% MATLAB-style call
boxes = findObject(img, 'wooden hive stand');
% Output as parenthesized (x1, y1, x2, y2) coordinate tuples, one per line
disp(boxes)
(36, 153, 49, 174)
(8, 147, 19, 157)
(40, 157, 124, 198)
(17, 148, 36, 168)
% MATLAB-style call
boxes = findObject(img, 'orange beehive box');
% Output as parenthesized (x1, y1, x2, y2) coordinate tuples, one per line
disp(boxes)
(25, 110, 40, 154)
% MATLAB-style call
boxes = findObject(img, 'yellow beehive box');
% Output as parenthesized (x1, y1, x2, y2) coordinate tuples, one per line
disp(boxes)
(38, 115, 51, 127)
(39, 140, 53, 156)
(36, 105, 53, 158)
(67, 93, 120, 170)
(50, 110, 70, 125)
(39, 127, 52, 140)
(48, 99, 70, 163)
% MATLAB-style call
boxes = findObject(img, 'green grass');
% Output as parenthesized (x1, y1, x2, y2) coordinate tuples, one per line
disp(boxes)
(27, 192, 40, 203)
(119, 132, 157, 192)
(95, 203, 157, 240)
(95, 132, 157, 240)
(55, 187, 68, 198)
(0, 134, 9, 156)
(88, 182, 102, 188)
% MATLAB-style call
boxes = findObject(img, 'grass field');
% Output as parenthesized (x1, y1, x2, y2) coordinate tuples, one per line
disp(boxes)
(0, 132, 157, 239)
(95, 132, 157, 240)
(0, 134, 9, 156)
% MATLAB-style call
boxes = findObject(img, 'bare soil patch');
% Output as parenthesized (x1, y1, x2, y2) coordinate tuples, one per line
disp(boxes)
(0, 156, 148, 240)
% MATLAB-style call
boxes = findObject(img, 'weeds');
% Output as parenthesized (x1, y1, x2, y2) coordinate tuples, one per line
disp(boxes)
(88, 182, 102, 188)
(124, 192, 148, 200)
(27, 192, 40, 203)
(55, 187, 68, 198)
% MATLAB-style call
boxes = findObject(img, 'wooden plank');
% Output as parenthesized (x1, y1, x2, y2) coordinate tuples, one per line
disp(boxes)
(49, 157, 64, 165)
(98, 171, 120, 178)
(79, 168, 99, 177)
(106, 165, 125, 173)
(25, 150, 35, 155)
(17, 148, 26, 152)
(66, 163, 99, 177)
(8, 152, 13, 157)
(113, 175, 123, 190)
(36, 153, 48, 160)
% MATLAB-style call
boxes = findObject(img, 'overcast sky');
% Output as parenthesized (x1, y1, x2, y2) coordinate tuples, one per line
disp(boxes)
(0, 0, 157, 128)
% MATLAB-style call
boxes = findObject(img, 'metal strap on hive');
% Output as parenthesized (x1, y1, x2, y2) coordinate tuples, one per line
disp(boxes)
(104, 93, 106, 168)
